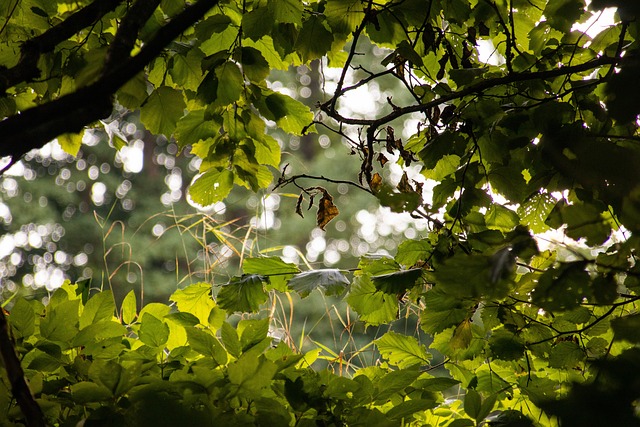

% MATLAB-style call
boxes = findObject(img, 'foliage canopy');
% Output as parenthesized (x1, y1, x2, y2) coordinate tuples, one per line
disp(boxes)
(1, 0, 640, 426)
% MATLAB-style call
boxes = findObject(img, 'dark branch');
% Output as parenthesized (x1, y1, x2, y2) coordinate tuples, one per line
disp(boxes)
(0, 0, 124, 93)
(274, 173, 373, 195)
(0, 0, 219, 161)
(0, 310, 46, 426)
(321, 55, 621, 128)
(104, 0, 161, 70)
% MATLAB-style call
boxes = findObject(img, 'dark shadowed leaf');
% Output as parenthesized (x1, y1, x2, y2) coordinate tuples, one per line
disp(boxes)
(287, 269, 349, 297)
(217, 274, 268, 314)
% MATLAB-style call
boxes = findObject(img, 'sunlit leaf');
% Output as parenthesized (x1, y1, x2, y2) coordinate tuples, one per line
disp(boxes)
(138, 314, 169, 348)
(170, 282, 216, 325)
(188, 167, 234, 207)
(57, 131, 83, 156)
(376, 331, 431, 369)
(140, 87, 186, 136)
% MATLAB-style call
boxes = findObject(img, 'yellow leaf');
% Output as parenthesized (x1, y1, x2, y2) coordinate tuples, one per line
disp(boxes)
(57, 131, 84, 156)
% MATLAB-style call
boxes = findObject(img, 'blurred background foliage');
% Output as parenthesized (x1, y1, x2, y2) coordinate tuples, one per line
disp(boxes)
(0, 38, 427, 356)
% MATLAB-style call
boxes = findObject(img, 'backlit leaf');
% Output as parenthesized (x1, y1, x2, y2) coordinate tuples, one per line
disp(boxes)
(170, 282, 215, 325)
(140, 87, 186, 136)
(376, 331, 431, 369)
(188, 167, 234, 207)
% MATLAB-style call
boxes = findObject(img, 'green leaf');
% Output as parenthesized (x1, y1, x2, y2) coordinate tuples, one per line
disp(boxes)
(80, 290, 115, 329)
(242, 7, 275, 41)
(347, 276, 398, 326)
(117, 71, 148, 109)
(258, 91, 313, 136)
(448, 419, 475, 427)
(287, 269, 349, 298)
(217, 274, 268, 314)
(464, 389, 482, 420)
(548, 341, 585, 368)
(9, 298, 35, 339)
(544, 0, 585, 32)
(294, 15, 334, 62)
(371, 269, 422, 294)
(268, 0, 303, 26)
(40, 299, 80, 343)
(238, 318, 270, 351)
(198, 15, 238, 55)
(324, 0, 363, 35)
(221, 321, 242, 358)
(140, 87, 186, 136)
(165, 312, 200, 328)
(185, 327, 228, 365)
(484, 204, 520, 232)
(89, 359, 139, 397)
(57, 131, 83, 156)
(215, 62, 244, 106)
(170, 282, 215, 325)
(121, 290, 137, 325)
(228, 352, 278, 394)
(433, 253, 510, 299)
(376, 186, 422, 214)
(420, 288, 470, 334)
(547, 202, 610, 246)
(394, 239, 432, 266)
(71, 382, 113, 403)
(518, 192, 556, 233)
(372, 369, 422, 403)
(612, 314, 640, 344)
(169, 48, 204, 91)
(175, 109, 217, 150)
(386, 399, 438, 421)
(138, 313, 169, 348)
(73, 320, 127, 347)
(235, 47, 270, 82)
(188, 167, 234, 207)
(376, 331, 431, 369)
(243, 256, 299, 291)
(489, 329, 525, 361)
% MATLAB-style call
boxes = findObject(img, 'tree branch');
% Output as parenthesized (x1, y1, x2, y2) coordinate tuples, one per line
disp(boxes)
(0, 0, 124, 94)
(0, 309, 45, 426)
(0, 0, 219, 161)
(104, 0, 162, 70)
(320, 55, 620, 128)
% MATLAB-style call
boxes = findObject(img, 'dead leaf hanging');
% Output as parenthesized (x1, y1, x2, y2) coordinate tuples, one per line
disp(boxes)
(295, 193, 305, 218)
(370, 172, 383, 193)
(316, 188, 339, 230)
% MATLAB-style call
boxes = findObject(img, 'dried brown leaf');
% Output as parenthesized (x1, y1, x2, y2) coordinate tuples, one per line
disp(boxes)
(370, 172, 383, 193)
(316, 189, 339, 230)
(295, 193, 305, 218)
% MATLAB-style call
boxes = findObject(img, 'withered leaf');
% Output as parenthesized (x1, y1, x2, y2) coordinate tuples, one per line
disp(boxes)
(316, 188, 339, 230)
(308, 194, 315, 211)
(398, 172, 413, 193)
(370, 172, 383, 193)
(386, 126, 396, 152)
(377, 152, 388, 166)
(295, 193, 305, 218)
